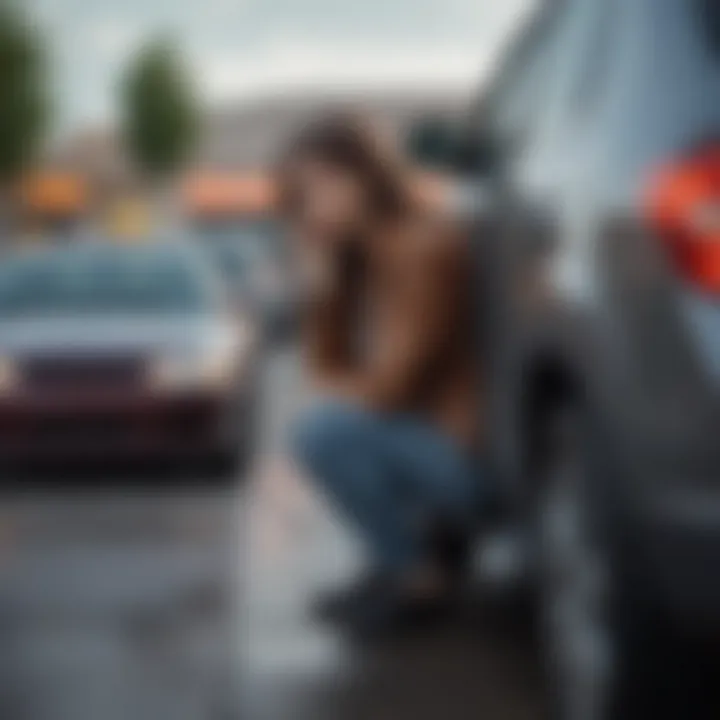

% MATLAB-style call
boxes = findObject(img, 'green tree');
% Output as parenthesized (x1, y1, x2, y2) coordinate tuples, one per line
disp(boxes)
(0, 0, 50, 185)
(120, 38, 199, 181)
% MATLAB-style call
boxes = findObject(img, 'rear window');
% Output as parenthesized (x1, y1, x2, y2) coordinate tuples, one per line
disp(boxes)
(695, 0, 720, 54)
(0, 247, 212, 317)
(194, 223, 280, 285)
(210, 242, 251, 283)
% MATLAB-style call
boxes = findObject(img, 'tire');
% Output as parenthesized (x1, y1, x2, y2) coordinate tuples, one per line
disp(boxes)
(205, 448, 243, 482)
(534, 404, 673, 720)
(207, 369, 261, 484)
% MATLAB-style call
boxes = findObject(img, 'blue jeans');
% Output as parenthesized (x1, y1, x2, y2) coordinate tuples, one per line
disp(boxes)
(292, 400, 481, 573)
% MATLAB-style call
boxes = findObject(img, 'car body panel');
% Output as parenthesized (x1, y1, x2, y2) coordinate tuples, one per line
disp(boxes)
(468, 0, 720, 626)
(0, 242, 257, 465)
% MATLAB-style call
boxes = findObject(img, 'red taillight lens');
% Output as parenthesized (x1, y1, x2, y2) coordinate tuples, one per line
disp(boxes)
(647, 146, 720, 293)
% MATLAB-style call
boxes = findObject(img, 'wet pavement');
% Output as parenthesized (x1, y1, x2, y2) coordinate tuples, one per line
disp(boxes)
(242, 469, 544, 720)
(0, 349, 545, 720)
(0, 491, 242, 720)
(241, 348, 543, 720)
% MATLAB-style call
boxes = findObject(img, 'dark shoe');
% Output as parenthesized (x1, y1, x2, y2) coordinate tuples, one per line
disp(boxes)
(428, 520, 472, 586)
(311, 570, 389, 624)
(342, 581, 452, 640)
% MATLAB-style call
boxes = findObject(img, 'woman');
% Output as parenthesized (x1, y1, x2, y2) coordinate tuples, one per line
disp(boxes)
(278, 114, 484, 636)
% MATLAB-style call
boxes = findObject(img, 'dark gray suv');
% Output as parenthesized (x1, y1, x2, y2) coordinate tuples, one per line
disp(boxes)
(418, 1, 720, 717)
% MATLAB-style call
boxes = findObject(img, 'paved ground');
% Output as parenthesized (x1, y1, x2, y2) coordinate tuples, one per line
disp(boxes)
(0, 348, 545, 720)
(242, 348, 544, 720)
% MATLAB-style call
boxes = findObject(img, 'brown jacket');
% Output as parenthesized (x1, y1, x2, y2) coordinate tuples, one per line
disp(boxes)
(302, 215, 479, 446)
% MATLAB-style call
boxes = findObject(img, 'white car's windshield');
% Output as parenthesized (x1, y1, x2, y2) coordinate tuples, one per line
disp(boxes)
(0, 245, 214, 317)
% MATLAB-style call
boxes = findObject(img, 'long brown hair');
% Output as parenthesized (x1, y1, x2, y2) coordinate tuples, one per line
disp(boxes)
(277, 113, 411, 222)
(279, 115, 412, 367)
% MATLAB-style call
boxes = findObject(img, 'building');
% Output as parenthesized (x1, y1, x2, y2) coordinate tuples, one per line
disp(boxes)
(53, 88, 466, 183)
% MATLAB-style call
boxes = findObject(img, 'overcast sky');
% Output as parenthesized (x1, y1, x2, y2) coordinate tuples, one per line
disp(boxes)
(27, 0, 534, 131)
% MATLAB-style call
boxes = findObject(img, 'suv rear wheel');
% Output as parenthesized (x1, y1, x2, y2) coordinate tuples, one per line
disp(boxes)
(535, 405, 672, 719)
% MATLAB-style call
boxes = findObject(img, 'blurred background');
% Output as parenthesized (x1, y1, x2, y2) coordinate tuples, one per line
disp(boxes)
(1, 0, 529, 240)
(0, 2, 539, 719)
(2, 0, 720, 719)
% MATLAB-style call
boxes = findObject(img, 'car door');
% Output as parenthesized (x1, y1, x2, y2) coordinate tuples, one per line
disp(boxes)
(474, 0, 621, 501)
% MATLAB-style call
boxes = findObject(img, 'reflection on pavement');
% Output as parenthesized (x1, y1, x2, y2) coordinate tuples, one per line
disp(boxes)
(0, 351, 544, 720)
(0, 490, 242, 720)
(242, 453, 543, 720)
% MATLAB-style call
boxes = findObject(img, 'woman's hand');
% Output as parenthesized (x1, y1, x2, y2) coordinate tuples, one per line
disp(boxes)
(291, 232, 338, 304)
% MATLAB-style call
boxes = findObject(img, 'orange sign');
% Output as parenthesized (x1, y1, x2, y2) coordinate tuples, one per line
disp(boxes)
(183, 172, 276, 217)
(20, 173, 89, 216)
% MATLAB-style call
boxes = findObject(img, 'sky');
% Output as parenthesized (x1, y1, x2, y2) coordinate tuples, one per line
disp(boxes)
(26, 0, 534, 131)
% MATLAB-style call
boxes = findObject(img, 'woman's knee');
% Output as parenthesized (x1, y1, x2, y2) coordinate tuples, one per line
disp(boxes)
(291, 400, 375, 476)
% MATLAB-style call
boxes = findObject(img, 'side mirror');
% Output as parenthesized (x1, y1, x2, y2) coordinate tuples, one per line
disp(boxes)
(406, 116, 496, 178)
(455, 129, 497, 177)
(406, 116, 459, 170)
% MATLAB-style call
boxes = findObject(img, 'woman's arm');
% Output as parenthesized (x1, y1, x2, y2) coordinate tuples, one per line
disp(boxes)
(359, 221, 466, 411)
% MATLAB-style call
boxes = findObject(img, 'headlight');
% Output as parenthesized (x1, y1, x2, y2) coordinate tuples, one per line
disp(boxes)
(149, 322, 254, 393)
(149, 349, 236, 393)
(0, 358, 19, 395)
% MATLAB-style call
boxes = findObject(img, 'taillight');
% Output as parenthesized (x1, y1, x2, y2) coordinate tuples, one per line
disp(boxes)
(647, 145, 720, 293)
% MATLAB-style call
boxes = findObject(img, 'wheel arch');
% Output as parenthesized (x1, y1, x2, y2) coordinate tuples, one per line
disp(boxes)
(519, 349, 585, 490)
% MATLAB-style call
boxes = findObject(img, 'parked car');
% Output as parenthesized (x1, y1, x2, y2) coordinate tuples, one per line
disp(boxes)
(413, 0, 720, 717)
(196, 221, 297, 342)
(0, 240, 259, 477)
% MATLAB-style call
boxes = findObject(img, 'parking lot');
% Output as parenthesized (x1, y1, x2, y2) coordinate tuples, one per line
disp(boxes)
(244, 348, 548, 720)
(0, 348, 548, 720)
(2, 345, 720, 720)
